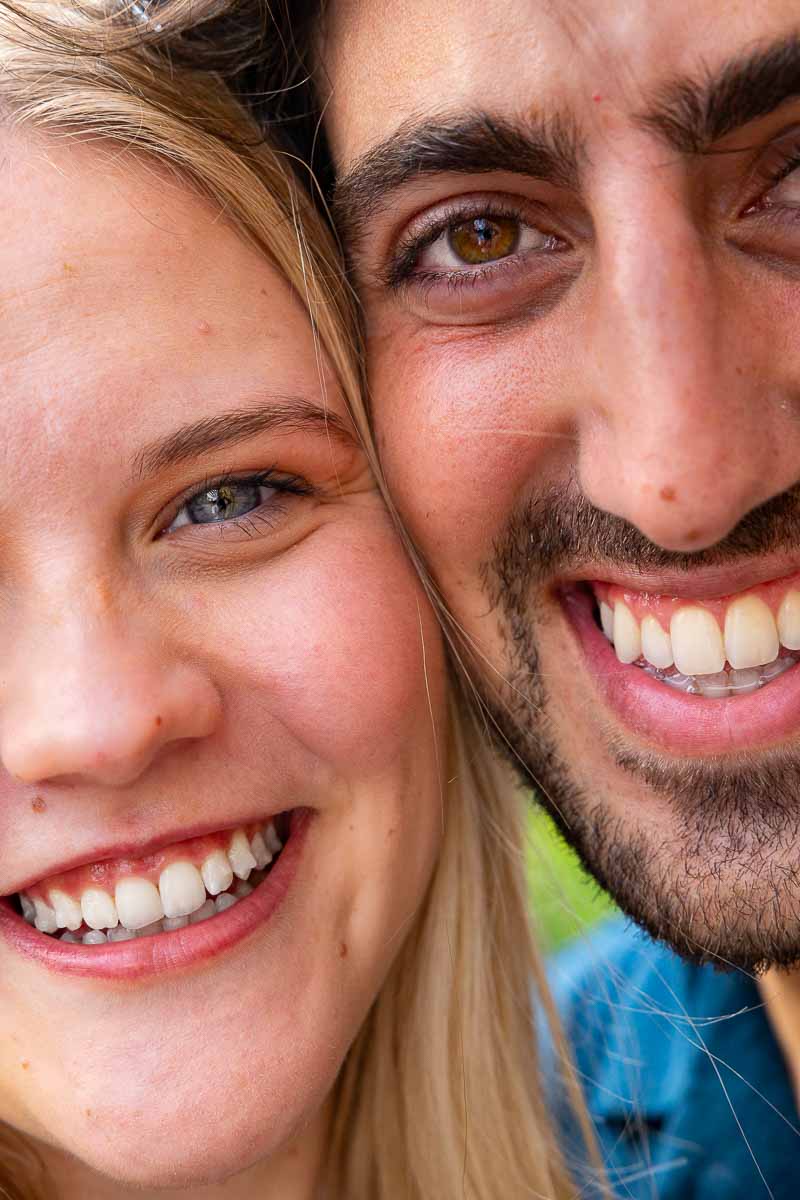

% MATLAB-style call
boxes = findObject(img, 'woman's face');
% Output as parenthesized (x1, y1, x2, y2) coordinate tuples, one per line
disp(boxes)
(0, 131, 445, 1190)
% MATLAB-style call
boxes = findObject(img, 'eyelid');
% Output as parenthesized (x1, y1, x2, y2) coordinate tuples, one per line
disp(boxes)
(155, 467, 312, 538)
(386, 193, 566, 287)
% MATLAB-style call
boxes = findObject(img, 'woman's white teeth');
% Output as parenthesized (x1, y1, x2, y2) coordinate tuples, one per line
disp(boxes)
(115, 876, 164, 931)
(159, 861, 206, 919)
(200, 849, 233, 896)
(81, 887, 118, 931)
(602, 591, 800, 685)
(50, 889, 83, 931)
(20, 820, 285, 941)
(228, 830, 257, 880)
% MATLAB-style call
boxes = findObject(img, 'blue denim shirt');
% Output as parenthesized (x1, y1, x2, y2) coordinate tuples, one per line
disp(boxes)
(546, 918, 800, 1198)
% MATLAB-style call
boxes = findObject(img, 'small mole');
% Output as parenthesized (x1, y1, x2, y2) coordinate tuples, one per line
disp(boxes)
(339, 942, 348, 959)
(85, 1109, 92, 1118)
(31, 797, 46, 814)
(154, 714, 163, 728)
(659, 486, 677, 502)
(62, 262, 76, 276)
(20, 1060, 29, 1070)
(592, 93, 603, 102)
(685, 529, 702, 543)
(197, 319, 211, 335)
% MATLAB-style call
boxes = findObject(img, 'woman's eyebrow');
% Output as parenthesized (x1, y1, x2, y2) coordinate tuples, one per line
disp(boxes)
(132, 397, 353, 480)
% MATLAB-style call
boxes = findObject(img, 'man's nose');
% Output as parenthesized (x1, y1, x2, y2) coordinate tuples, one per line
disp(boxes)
(0, 599, 222, 787)
(575, 190, 800, 553)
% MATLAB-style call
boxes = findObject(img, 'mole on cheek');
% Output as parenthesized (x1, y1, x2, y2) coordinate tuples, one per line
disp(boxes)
(197, 320, 211, 335)
(154, 715, 163, 728)
(659, 486, 677, 502)
(31, 797, 47, 814)
(339, 942, 348, 959)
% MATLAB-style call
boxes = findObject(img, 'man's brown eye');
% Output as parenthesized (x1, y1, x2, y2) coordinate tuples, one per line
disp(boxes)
(447, 215, 520, 264)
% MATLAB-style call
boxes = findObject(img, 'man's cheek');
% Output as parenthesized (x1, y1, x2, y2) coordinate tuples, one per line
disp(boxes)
(370, 328, 565, 570)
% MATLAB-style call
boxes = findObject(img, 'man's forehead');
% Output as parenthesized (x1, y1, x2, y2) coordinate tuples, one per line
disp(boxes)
(322, 0, 799, 167)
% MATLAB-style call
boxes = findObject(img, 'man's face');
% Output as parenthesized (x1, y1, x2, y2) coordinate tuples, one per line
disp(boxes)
(322, 0, 800, 971)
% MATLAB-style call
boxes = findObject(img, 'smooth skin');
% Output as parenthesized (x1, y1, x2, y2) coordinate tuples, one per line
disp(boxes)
(0, 131, 445, 1198)
(318, 0, 800, 1089)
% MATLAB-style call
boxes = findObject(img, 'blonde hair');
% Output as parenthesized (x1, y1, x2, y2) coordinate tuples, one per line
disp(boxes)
(0, 4, 601, 1197)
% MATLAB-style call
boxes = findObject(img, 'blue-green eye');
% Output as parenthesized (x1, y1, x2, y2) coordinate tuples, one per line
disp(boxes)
(167, 478, 276, 531)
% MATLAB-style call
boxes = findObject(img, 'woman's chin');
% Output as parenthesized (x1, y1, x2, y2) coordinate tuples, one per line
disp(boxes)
(39, 1066, 334, 1190)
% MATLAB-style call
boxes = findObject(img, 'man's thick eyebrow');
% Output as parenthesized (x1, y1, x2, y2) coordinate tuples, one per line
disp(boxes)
(332, 112, 582, 249)
(642, 32, 800, 153)
(133, 398, 353, 479)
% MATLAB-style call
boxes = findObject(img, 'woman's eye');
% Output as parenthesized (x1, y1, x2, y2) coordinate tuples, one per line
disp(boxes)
(167, 479, 275, 532)
(416, 212, 556, 273)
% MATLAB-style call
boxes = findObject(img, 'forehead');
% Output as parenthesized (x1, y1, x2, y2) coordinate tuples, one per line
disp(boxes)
(0, 130, 323, 442)
(323, 0, 799, 165)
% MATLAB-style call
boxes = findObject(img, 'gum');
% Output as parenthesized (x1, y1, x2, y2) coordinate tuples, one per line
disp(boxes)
(26, 824, 264, 903)
(592, 569, 800, 630)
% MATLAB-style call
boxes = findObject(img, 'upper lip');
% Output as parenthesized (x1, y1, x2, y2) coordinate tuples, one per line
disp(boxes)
(2, 807, 288, 897)
(557, 552, 800, 602)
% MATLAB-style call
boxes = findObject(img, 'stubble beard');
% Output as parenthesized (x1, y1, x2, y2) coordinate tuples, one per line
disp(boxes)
(477, 485, 800, 974)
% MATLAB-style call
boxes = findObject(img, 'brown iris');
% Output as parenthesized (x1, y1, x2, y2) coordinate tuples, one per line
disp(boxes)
(447, 215, 519, 264)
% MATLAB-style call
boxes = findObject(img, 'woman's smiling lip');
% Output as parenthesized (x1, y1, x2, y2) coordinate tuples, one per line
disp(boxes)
(0, 810, 312, 981)
(3, 808, 293, 897)
(561, 588, 800, 755)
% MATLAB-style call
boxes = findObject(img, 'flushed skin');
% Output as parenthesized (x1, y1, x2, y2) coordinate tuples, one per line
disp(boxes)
(320, 0, 800, 969)
(0, 131, 444, 1194)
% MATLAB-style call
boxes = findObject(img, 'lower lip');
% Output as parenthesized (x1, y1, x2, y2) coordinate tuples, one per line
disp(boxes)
(563, 588, 800, 755)
(0, 810, 312, 981)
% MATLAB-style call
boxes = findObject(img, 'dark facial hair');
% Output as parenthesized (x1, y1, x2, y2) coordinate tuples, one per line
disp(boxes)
(477, 482, 800, 973)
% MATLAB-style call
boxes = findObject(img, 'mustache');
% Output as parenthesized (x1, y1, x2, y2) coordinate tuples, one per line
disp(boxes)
(494, 480, 800, 585)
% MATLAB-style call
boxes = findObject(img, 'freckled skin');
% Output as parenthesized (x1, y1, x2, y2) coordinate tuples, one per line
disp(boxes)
(0, 130, 445, 1197)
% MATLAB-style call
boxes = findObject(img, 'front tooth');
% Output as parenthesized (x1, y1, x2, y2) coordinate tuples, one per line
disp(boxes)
(159, 862, 206, 918)
(599, 601, 614, 641)
(612, 602, 641, 664)
(32, 897, 58, 934)
(201, 850, 233, 896)
(115, 877, 164, 931)
(250, 831, 271, 870)
(81, 888, 118, 931)
(49, 889, 83, 931)
(641, 616, 674, 669)
(777, 591, 800, 650)
(724, 595, 779, 670)
(228, 830, 257, 881)
(670, 606, 725, 676)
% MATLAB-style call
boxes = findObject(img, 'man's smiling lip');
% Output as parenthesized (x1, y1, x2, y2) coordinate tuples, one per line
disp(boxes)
(2, 808, 292, 897)
(557, 552, 800, 602)
(561, 588, 800, 755)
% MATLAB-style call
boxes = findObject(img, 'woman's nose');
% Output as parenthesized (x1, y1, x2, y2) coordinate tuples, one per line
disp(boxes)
(0, 608, 222, 787)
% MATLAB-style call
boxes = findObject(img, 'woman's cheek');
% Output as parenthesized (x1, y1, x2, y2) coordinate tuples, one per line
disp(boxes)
(202, 518, 445, 774)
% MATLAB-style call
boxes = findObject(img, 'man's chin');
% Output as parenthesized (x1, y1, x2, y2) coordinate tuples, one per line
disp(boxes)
(526, 737, 800, 974)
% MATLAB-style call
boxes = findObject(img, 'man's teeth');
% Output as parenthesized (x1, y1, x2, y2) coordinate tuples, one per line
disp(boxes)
(20, 821, 283, 940)
(599, 589, 800, 689)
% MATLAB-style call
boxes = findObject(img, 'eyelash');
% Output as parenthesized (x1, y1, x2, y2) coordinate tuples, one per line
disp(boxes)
(386, 198, 564, 293)
(159, 468, 314, 539)
(387, 140, 800, 295)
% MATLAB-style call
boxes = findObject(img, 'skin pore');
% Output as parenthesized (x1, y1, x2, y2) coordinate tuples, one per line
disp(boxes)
(0, 129, 445, 1198)
(318, 0, 800, 1088)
